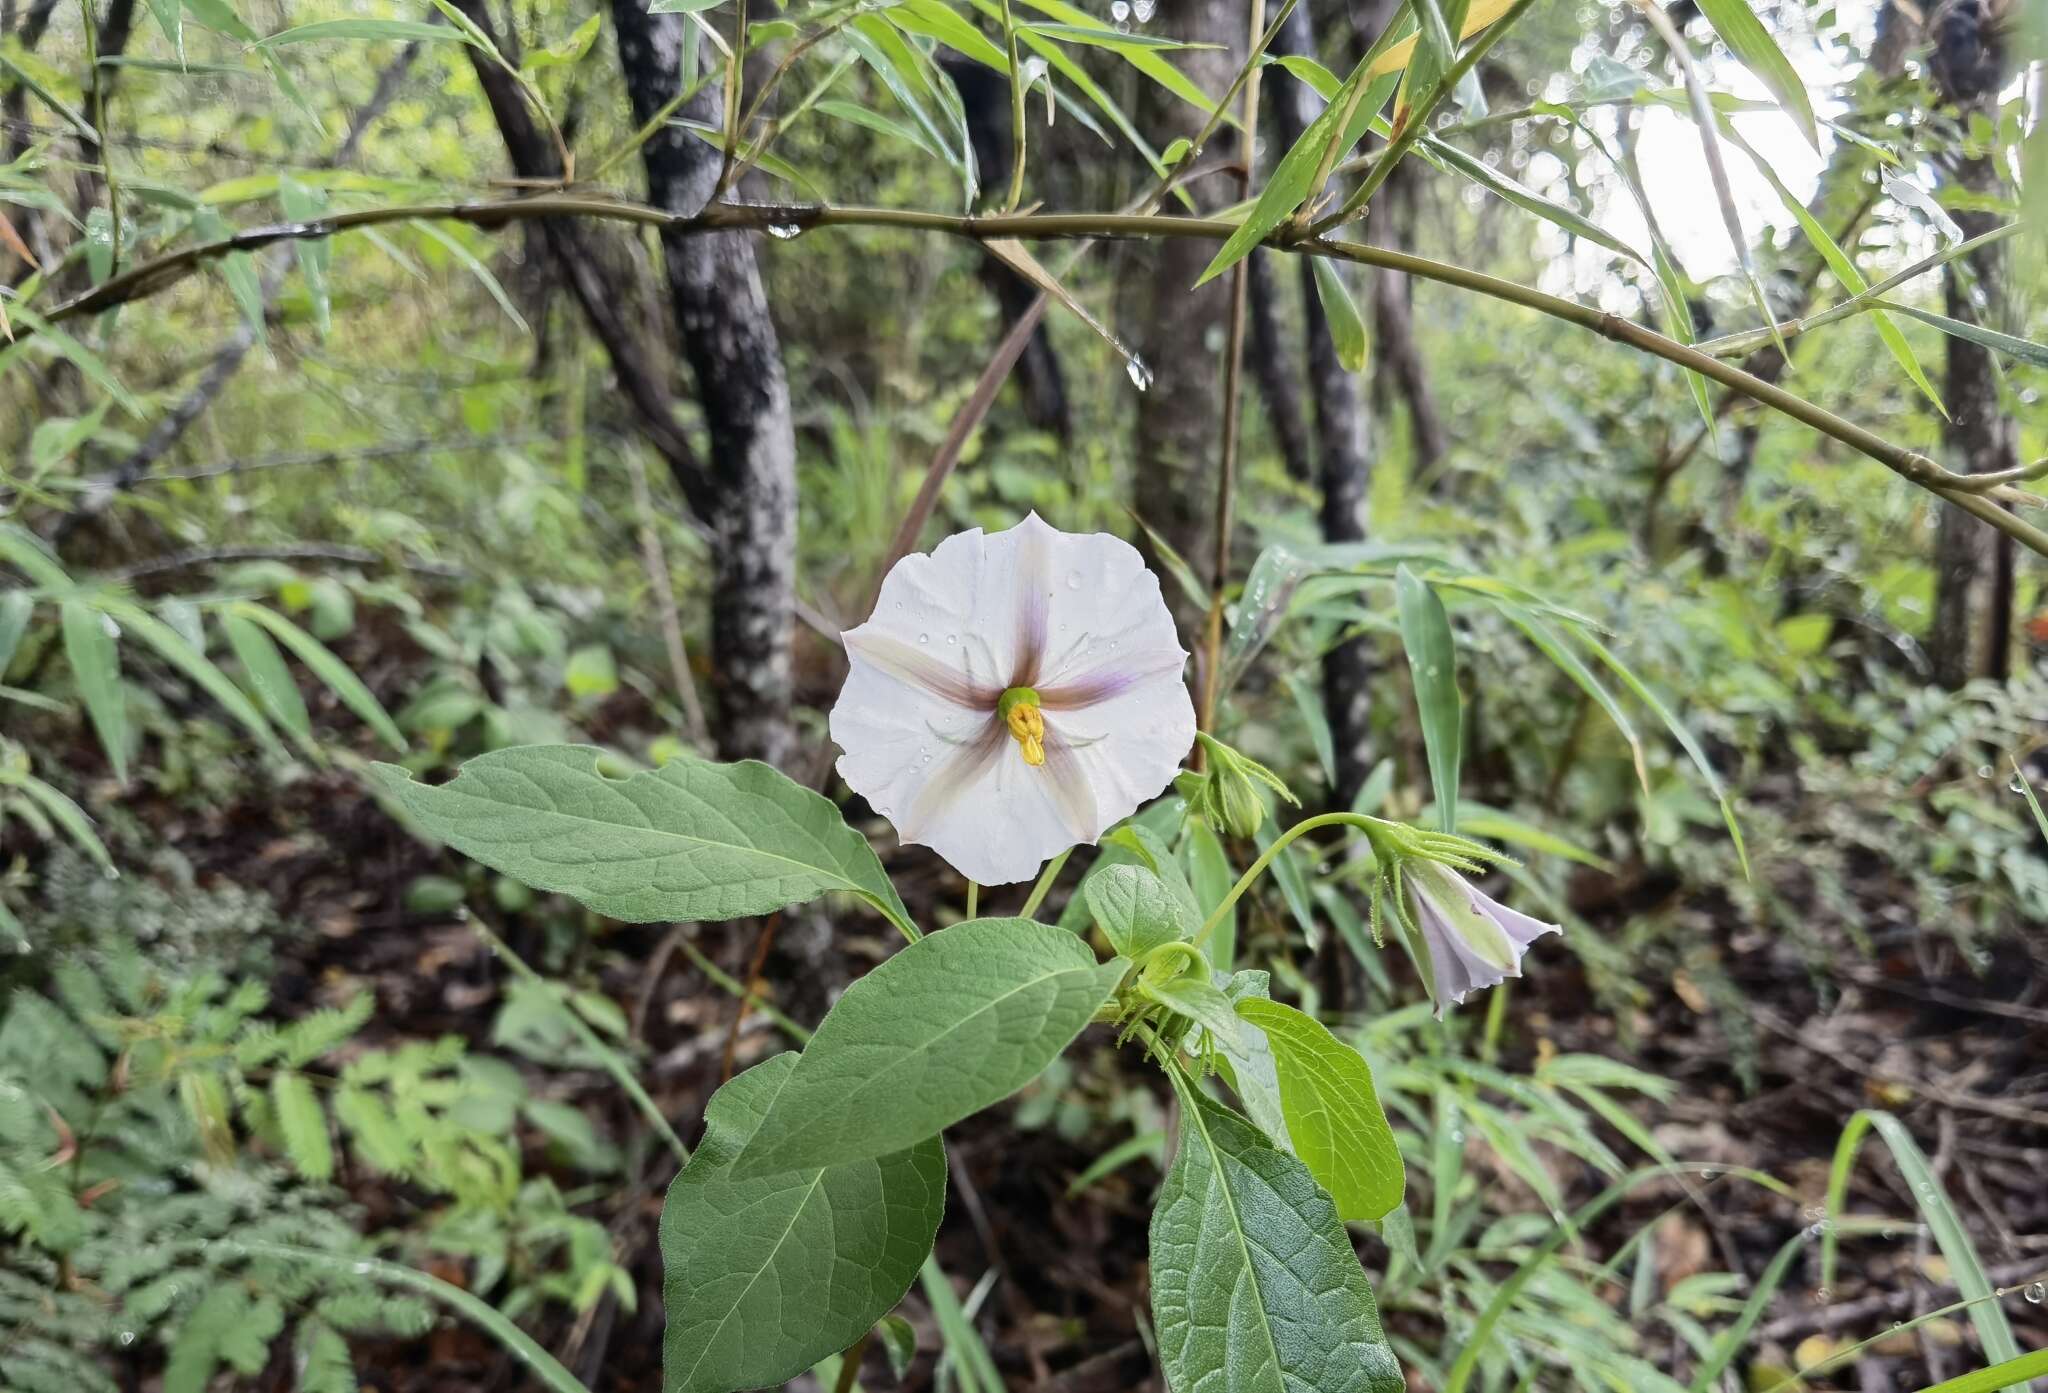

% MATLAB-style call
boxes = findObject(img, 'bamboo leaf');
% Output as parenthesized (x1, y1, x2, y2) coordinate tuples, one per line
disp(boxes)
(95, 596, 286, 758)
(1692, 0, 1817, 146)
(230, 602, 405, 751)
(253, 19, 470, 47)
(61, 599, 128, 784)
(1880, 300, 2048, 370)
(1310, 256, 1370, 373)
(1395, 565, 1460, 834)
(222, 609, 314, 745)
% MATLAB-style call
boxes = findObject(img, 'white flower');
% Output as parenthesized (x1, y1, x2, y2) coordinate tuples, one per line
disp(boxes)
(831, 513, 1196, 886)
(1398, 861, 1560, 1016)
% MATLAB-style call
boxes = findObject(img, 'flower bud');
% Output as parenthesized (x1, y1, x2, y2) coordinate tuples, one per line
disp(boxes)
(1190, 733, 1298, 839)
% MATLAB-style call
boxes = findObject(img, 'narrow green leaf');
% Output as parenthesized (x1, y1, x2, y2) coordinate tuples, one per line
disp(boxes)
(94, 597, 285, 757)
(0, 524, 74, 589)
(1395, 565, 1460, 833)
(12, 773, 113, 872)
(277, 176, 330, 337)
(0, 304, 144, 417)
(650, 0, 728, 11)
(1236, 999, 1404, 1221)
(1311, 257, 1370, 373)
(1881, 300, 2048, 370)
(61, 599, 128, 784)
(662, 1054, 945, 1393)
(253, 19, 468, 47)
(1910, 1351, 2048, 1393)
(1823, 1112, 2027, 1387)
(370, 747, 916, 937)
(1424, 134, 1645, 263)
(1490, 600, 1648, 792)
(1150, 1084, 1404, 1393)
(0, 591, 33, 676)
(813, 98, 945, 158)
(411, 221, 529, 333)
(730, 917, 1125, 1177)
(230, 603, 405, 751)
(1182, 819, 1237, 973)
(223, 609, 313, 744)
(1020, 23, 1221, 52)
(1012, 0, 1226, 121)
(1693, 0, 1816, 146)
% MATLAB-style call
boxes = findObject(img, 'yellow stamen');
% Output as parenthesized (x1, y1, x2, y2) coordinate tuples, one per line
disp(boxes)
(1005, 701, 1046, 766)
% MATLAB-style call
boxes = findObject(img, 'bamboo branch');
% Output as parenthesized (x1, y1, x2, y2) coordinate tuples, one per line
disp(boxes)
(21, 195, 2048, 557)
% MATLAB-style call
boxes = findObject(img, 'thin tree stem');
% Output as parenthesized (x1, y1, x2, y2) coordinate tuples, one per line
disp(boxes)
(965, 879, 979, 920)
(999, 0, 1026, 212)
(32, 198, 2048, 557)
(1197, 0, 1266, 742)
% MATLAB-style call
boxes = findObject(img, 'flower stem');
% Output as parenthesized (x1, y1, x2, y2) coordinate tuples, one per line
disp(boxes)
(965, 878, 979, 920)
(1019, 848, 1071, 921)
(1193, 812, 1390, 947)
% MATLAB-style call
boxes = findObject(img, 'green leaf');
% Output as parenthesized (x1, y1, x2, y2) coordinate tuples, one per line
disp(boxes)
(1395, 565, 1460, 833)
(370, 747, 916, 937)
(650, 0, 728, 11)
(1881, 300, 2048, 369)
(1212, 970, 1289, 1147)
(1150, 1085, 1403, 1393)
(1693, 0, 1816, 146)
(11, 773, 113, 872)
(1909, 1351, 2048, 1393)
(663, 1053, 945, 1393)
(0, 524, 73, 589)
(223, 610, 313, 745)
(1182, 819, 1237, 973)
(0, 591, 33, 676)
(1823, 1112, 2027, 1386)
(814, 98, 945, 158)
(1423, 134, 1645, 263)
(1310, 257, 1369, 373)
(230, 602, 405, 751)
(1142, 971, 1242, 1047)
(1198, 55, 1397, 285)
(1011, 0, 1226, 120)
(524, 12, 601, 70)
(0, 304, 144, 418)
(563, 643, 618, 698)
(731, 918, 1124, 1177)
(61, 599, 128, 785)
(1020, 22, 1222, 52)
(253, 19, 469, 47)
(1235, 999, 1403, 1221)
(272, 1071, 334, 1181)
(1087, 862, 1192, 959)
(93, 597, 285, 758)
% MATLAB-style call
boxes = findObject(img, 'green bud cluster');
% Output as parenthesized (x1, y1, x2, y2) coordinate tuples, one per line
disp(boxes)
(1187, 732, 1299, 839)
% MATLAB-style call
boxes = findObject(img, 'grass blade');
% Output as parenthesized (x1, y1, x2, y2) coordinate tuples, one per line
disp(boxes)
(1396, 564, 1460, 833)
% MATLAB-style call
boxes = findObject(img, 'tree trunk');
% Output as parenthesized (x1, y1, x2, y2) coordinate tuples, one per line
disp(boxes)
(611, 1, 799, 766)
(1276, 0, 1377, 805)
(1927, 0, 2018, 687)
(455, 0, 797, 765)
(1246, 249, 1312, 483)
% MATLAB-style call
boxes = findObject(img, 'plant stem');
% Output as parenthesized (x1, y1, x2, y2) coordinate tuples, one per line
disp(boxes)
(240, 1243, 594, 1393)
(999, 0, 1027, 212)
(469, 921, 691, 1165)
(675, 935, 814, 1043)
(965, 878, 979, 920)
(1194, 811, 1385, 945)
(831, 1330, 872, 1393)
(1196, 0, 1267, 742)
(1019, 848, 1071, 920)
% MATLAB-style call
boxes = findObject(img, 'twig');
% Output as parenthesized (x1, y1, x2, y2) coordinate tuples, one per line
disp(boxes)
(718, 913, 781, 1085)
(625, 446, 712, 748)
(1758, 1260, 2047, 1342)
(24, 196, 2048, 557)
(109, 541, 463, 580)
(1196, 0, 1267, 741)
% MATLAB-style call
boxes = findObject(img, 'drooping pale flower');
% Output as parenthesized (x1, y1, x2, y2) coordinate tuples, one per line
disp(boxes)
(831, 513, 1195, 886)
(1397, 860, 1560, 1017)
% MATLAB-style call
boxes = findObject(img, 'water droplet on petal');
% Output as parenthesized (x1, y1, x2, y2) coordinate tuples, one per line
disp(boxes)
(918, 633, 929, 644)
(947, 633, 958, 644)
(1065, 570, 1083, 591)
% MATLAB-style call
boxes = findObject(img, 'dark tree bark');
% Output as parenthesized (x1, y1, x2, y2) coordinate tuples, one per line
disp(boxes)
(454, 0, 797, 764)
(1926, 0, 2019, 687)
(1276, 0, 1376, 805)
(610, 0, 798, 766)
(1367, 164, 1448, 476)
(1246, 249, 1312, 483)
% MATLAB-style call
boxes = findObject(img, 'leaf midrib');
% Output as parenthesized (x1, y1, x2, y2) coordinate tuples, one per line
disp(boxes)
(742, 951, 1108, 1173)
(676, 1166, 831, 1390)
(1175, 1079, 1286, 1393)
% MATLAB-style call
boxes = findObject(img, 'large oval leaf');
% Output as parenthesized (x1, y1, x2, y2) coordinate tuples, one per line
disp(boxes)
(663, 1054, 945, 1393)
(730, 918, 1125, 1178)
(370, 747, 914, 937)
(1150, 1087, 1403, 1393)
